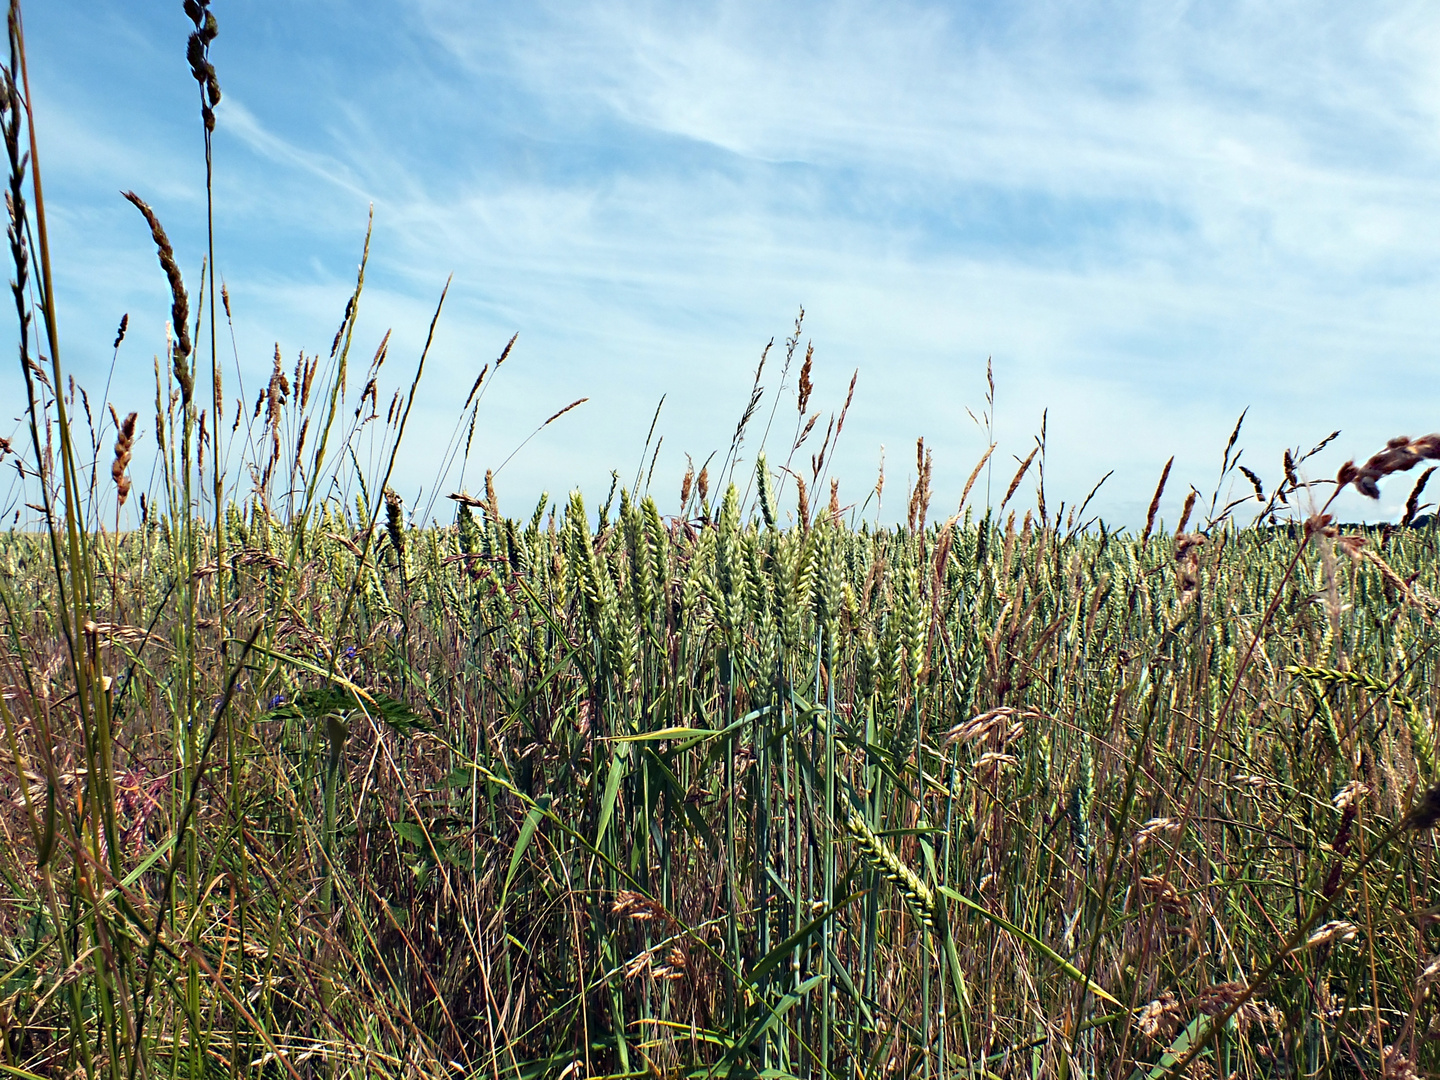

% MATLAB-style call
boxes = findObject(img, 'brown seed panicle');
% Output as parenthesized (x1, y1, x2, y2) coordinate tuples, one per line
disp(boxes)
(1383, 1046, 1422, 1080)
(680, 457, 694, 509)
(796, 341, 814, 416)
(1345, 434, 1440, 499)
(1300, 920, 1358, 951)
(1192, 982, 1278, 1035)
(1142, 456, 1174, 542)
(946, 706, 1025, 749)
(611, 890, 673, 925)
(1173, 532, 1205, 604)
(1403, 466, 1436, 527)
(908, 437, 933, 534)
(1000, 446, 1038, 515)
(1133, 816, 1181, 853)
(123, 192, 193, 404)
(110, 409, 137, 507)
(484, 468, 500, 527)
(1176, 487, 1198, 533)
(1405, 781, 1440, 831)
(1136, 992, 1182, 1041)
(384, 488, 406, 582)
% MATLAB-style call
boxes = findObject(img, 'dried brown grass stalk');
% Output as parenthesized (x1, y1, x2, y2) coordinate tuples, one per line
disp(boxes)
(300, 352, 318, 409)
(291, 416, 309, 473)
(494, 329, 516, 371)
(1176, 488, 1197, 534)
(1343, 434, 1440, 499)
(1239, 465, 1264, 501)
(484, 468, 500, 526)
(958, 444, 995, 515)
(795, 412, 818, 450)
(834, 369, 856, 438)
(946, 706, 1024, 748)
(545, 398, 587, 426)
(726, 339, 769, 478)
(907, 437, 933, 534)
(810, 413, 835, 482)
(123, 190, 193, 403)
(796, 343, 814, 415)
(109, 408, 136, 507)
(463, 332, 514, 410)
(1333, 532, 1438, 618)
(1403, 466, 1435, 526)
(1136, 992, 1182, 1041)
(463, 364, 488, 410)
(384, 488, 405, 577)
(1173, 532, 1204, 604)
(183, 0, 221, 131)
(999, 446, 1037, 514)
(1143, 456, 1173, 542)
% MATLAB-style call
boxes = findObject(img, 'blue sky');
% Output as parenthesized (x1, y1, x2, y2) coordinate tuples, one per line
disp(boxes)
(6, 0, 1440, 527)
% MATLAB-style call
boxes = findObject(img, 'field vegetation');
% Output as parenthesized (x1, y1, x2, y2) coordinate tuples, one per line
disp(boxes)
(4, 3, 1440, 1078)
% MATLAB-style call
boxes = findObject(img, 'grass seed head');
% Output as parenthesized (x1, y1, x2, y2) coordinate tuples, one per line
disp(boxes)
(1333, 781, 1370, 811)
(1142, 455, 1173, 542)
(1136, 993, 1182, 1040)
(110, 410, 137, 506)
(1134, 817, 1181, 851)
(797, 342, 814, 415)
(384, 488, 406, 569)
(1349, 434, 1440, 498)
(1303, 920, 1359, 950)
(123, 191, 193, 402)
(1176, 487, 1198, 533)
(680, 456, 694, 509)
(1417, 955, 1440, 990)
(1405, 782, 1440, 831)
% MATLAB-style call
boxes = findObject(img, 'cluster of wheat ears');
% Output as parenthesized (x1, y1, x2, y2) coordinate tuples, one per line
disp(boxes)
(4, 4, 1440, 1080)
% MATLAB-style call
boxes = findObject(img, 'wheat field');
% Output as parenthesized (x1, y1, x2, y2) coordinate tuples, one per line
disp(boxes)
(4, 3, 1440, 1078)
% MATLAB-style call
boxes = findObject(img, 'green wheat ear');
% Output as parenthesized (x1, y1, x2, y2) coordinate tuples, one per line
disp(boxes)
(756, 452, 777, 528)
(1289, 664, 1435, 779)
(846, 810, 935, 928)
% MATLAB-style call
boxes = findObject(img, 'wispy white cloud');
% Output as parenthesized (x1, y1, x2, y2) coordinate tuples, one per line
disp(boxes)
(221, 99, 374, 204)
(8, 0, 1440, 527)
(394, 0, 1440, 519)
